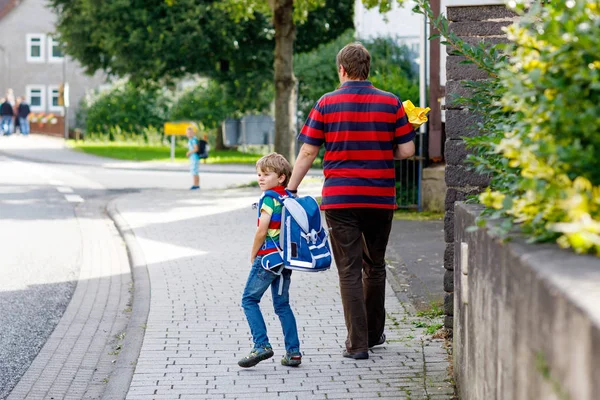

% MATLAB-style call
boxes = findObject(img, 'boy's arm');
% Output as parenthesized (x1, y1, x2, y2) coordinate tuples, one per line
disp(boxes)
(288, 143, 320, 191)
(250, 211, 272, 263)
(186, 140, 199, 157)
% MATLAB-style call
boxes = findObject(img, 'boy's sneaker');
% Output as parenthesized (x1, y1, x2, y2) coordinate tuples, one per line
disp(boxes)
(281, 351, 302, 367)
(190, 186, 200, 190)
(237, 346, 274, 368)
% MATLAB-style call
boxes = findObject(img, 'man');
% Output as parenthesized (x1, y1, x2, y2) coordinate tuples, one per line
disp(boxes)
(288, 42, 416, 360)
(17, 97, 31, 136)
(0, 97, 14, 135)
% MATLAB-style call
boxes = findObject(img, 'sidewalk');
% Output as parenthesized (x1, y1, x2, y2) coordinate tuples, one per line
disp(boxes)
(108, 188, 455, 399)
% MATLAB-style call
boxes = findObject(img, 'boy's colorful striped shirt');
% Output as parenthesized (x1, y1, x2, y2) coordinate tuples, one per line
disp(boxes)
(298, 80, 416, 210)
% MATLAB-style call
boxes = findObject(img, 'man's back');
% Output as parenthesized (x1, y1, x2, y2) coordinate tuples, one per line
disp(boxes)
(298, 80, 414, 210)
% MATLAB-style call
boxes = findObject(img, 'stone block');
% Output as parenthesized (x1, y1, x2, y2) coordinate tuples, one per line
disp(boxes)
(444, 211, 455, 244)
(445, 187, 483, 212)
(445, 165, 490, 188)
(445, 80, 474, 110)
(443, 269, 454, 293)
(449, 20, 513, 37)
(444, 293, 454, 316)
(445, 109, 482, 139)
(447, 55, 493, 81)
(422, 165, 447, 212)
(447, 5, 517, 22)
(446, 36, 511, 55)
(444, 243, 454, 270)
(445, 139, 470, 166)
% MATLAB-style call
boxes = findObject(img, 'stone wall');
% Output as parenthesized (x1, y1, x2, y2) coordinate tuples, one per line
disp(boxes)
(443, 4, 516, 329)
(453, 203, 600, 400)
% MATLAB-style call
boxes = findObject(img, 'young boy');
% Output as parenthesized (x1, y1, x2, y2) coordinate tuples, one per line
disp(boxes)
(238, 153, 302, 368)
(185, 126, 200, 190)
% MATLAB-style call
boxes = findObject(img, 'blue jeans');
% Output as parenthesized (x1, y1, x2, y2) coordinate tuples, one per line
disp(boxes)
(1, 116, 12, 135)
(241, 256, 300, 353)
(19, 118, 29, 135)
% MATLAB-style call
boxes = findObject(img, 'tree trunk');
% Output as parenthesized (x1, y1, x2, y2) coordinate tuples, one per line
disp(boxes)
(215, 122, 226, 150)
(272, 0, 297, 163)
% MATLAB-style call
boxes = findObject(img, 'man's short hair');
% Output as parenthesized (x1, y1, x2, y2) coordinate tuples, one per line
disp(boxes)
(256, 152, 292, 187)
(336, 42, 371, 80)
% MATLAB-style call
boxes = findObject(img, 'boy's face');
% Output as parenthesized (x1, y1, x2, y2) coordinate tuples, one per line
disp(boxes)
(257, 168, 285, 191)
(186, 128, 194, 138)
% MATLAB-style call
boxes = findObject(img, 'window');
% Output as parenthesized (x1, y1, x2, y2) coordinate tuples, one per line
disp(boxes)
(47, 85, 64, 114)
(48, 37, 64, 63)
(27, 34, 45, 62)
(26, 85, 46, 112)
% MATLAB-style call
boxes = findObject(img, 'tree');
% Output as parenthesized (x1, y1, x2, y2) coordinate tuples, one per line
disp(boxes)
(49, 0, 354, 161)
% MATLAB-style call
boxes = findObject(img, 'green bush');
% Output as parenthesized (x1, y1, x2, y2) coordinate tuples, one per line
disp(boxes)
(417, 0, 600, 255)
(80, 82, 172, 136)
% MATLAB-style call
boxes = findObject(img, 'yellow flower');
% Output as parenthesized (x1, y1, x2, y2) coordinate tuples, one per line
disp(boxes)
(544, 89, 556, 101)
(479, 189, 506, 210)
(402, 100, 430, 129)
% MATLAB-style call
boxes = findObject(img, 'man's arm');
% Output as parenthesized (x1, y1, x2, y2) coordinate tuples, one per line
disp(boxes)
(288, 143, 320, 191)
(251, 211, 271, 263)
(393, 141, 415, 160)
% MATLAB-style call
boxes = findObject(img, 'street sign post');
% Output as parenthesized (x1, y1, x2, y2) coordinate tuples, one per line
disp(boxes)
(164, 121, 196, 161)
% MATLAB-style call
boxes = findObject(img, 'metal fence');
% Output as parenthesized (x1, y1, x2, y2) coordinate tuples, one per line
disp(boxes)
(395, 128, 426, 210)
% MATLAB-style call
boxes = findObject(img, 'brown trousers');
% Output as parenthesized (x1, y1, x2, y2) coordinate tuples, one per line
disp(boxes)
(325, 208, 393, 353)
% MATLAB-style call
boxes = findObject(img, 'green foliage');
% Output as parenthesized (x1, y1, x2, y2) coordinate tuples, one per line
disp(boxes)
(169, 80, 272, 131)
(49, 0, 353, 88)
(70, 141, 262, 164)
(81, 82, 172, 135)
(416, 0, 600, 255)
(295, 30, 419, 119)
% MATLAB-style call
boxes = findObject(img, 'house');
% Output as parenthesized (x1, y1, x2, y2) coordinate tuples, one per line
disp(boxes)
(0, 0, 105, 136)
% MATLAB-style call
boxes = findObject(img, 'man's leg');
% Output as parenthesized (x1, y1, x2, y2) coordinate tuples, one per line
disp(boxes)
(325, 209, 369, 354)
(359, 209, 394, 346)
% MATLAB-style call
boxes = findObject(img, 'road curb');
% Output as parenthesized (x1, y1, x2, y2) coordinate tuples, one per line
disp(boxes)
(103, 198, 151, 400)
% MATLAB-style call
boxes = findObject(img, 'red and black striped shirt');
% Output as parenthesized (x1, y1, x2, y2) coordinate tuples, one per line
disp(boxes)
(298, 80, 415, 210)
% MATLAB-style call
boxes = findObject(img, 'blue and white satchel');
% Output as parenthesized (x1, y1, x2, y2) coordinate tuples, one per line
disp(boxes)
(263, 189, 332, 273)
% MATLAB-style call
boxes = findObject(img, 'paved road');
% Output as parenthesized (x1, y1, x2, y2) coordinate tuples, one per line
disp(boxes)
(0, 156, 89, 399)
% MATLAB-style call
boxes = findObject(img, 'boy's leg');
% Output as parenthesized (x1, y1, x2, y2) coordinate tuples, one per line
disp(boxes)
(270, 269, 300, 354)
(241, 257, 277, 349)
(325, 209, 369, 355)
(193, 174, 199, 187)
(359, 209, 393, 347)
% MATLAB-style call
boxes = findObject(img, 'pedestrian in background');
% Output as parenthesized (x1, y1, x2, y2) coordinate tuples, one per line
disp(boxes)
(1, 97, 14, 135)
(184, 126, 200, 190)
(288, 42, 416, 360)
(238, 153, 302, 368)
(17, 97, 30, 136)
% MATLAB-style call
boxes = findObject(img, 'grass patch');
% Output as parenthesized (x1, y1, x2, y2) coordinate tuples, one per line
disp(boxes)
(393, 209, 444, 221)
(416, 301, 444, 319)
(68, 142, 262, 164)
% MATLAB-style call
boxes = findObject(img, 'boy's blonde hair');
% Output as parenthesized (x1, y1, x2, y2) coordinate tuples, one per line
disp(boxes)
(256, 153, 292, 187)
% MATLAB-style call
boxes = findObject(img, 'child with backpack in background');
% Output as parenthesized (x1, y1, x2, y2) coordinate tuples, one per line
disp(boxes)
(238, 153, 302, 368)
(185, 126, 200, 190)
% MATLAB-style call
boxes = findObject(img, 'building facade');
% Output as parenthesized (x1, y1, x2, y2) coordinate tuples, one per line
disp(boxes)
(0, 0, 105, 135)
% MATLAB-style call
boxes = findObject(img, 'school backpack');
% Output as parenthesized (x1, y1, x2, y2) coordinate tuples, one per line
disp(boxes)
(196, 139, 209, 159)
(260, 189, 332, 273)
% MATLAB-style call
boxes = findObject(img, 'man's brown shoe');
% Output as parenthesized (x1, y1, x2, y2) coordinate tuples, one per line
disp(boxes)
(342, 350, 369, 360)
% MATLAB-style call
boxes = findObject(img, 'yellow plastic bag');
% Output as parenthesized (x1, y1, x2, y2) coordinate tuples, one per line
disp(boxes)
(402, 100, 431, 129)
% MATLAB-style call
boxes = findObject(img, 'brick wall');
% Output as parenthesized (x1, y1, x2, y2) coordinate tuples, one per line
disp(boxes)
(443, 4, 516, 330)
